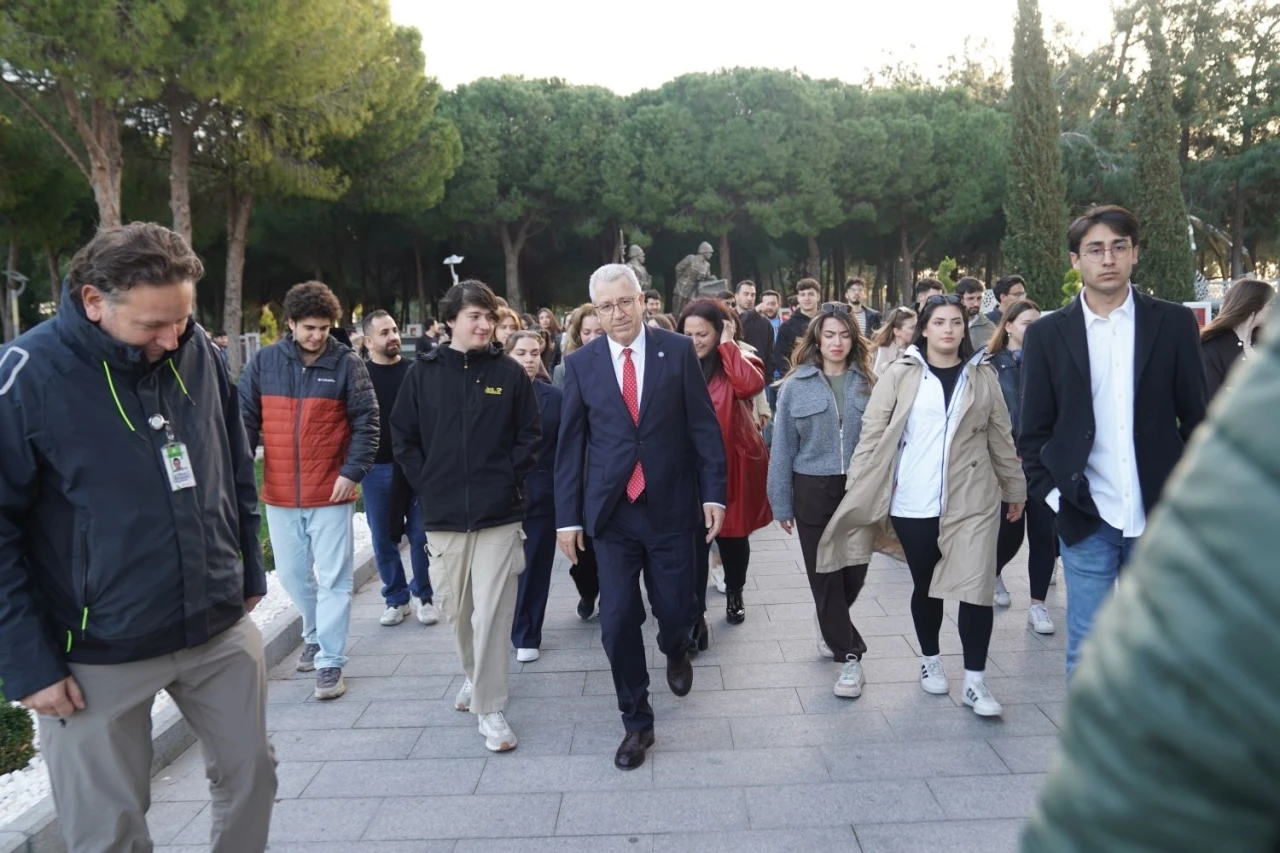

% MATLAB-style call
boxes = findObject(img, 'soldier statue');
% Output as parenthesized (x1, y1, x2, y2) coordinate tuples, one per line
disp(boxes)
(626, 245, 651, 291)
(673, 241, 724, 314)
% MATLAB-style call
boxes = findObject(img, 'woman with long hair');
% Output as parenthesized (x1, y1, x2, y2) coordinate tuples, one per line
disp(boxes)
(767, 302, 876, 699)
(1201, 278, 1274, 399)
(677, 298, 772, 634)
(504, 331, 560, 661)
(871, 307, 917, 375)
(647, 314, 675, 331)
(986, 299, 1055, 633)
(537, 308, 563, 372)
(552, 303, 603, 389)
(495, 306, 524, 347)
(817, 295, 1026, 716)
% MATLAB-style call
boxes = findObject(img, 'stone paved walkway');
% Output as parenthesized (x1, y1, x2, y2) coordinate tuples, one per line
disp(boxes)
(150, 522, 1064, 852)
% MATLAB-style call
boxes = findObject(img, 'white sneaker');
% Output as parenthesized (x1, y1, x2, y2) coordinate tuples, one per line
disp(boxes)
(1027, 604, 1055, 634)
(454, 677, 473, 711)
(516, 648, 540, 663)
(834, 659, 864, 698)
(920, 656, 949, 695)
(962, 678, 1003, 717)
(380, 604, 411, 626)
(1050, 561, 1060, 585)
(711, 565, 727, 595)
(478, 711, 518, 752)
(414, 598, 439, 625)
(993, 576, 1011, 608)
(817, 639, 833, 659)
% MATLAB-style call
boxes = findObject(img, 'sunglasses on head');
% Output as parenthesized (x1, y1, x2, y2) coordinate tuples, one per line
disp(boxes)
(924, 294, 963, 307)
(820, 302, 851, 315)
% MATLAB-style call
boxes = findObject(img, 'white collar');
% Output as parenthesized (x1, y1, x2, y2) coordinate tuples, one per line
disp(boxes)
(606, 328, 647, 361)
(1080, 285, 1135, 326)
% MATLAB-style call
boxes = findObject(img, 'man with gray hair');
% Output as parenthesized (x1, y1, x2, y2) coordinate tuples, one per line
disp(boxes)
(555, 263, 727, 770)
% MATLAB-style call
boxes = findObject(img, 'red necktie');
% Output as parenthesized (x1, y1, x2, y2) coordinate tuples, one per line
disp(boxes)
(623, 348, 646, 502)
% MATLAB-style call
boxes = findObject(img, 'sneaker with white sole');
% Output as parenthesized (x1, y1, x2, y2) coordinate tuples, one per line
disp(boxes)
(1050, 558, 1061, 585)
(817, 639, 832, 659)
(962, 678, 1003, 716)
(516, 648, 540, 663)
(314, 667, 346, 700)
(1027, 604, 1055, 634)
(711, 565, 727, 595)
(296, 643, 321, 672)
(414, 598, 439, 625)
(993, 576, 1011, 608)
(478, 711, 518, 752)
(455, 677, 473, 711)
(380, 604, 411, 626)
(834, 659, 864, 698)
(920, 656, 949, 694)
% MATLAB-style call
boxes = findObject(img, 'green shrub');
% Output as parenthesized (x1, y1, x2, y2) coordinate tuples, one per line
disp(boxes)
(0, 701, 36, 776)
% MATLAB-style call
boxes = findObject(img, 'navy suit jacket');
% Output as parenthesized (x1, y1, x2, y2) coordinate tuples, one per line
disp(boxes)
(555, 327, 727, 538)
(525, 379, 561, 518)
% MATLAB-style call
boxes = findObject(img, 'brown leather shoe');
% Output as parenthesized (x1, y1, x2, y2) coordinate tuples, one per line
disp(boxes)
(614, 729, 655, 770)
(666, 652, 693, 696)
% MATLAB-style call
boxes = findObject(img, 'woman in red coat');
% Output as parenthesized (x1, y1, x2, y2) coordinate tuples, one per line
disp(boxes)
(677, 298, 772, 630)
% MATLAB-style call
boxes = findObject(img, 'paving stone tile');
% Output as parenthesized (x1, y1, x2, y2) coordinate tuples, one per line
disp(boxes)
(822, 739, 1007, 781)
(476, 753, 654, 793)
(764, 602, 827, 621)
(744, 779, 943, 827)
(173, 797, 381, 845)
(186, 844, 454, 853)
(456, 837, 655, 853)
(272, 654, 406, 680)
(557, 788, 748, 835)
(153, 758, 323, 802)
(267, 678, 319, 704)
(904, 630, 1050, 656)
(267, 700, 370, 730)
(653, 827, 860, 853)
(747, 559, 804, 575)
(712, 620, 822, 644)
(411, 718, 576, 758)
(730, 711, 898, 749)
(988, 735, 1061, 774)
(881, 703, 1058, 742)
(536, 629, 604, 649)
(796, 680, 959, 713)
(946, 676, 1067, 705)
(778, 634, 916, 663)
(364, 793, 561, 839)
(1036, 702, 1066, 728)
(585, 665, 723, 695)
(681, 640, 785, 665)
(651, 686, 803, 718)
(518, 647, 627, 672)
(493, 670, 588, 697)
(752, 572, 819, 589)
(344, 628, 436, 655)
(322, 674, 455, 702)
(651, 746, 830, 788)
(146, 801, 208, 845)
(750, 539, 793, 552)
(270, 727, 423, 761)
(745, 586, 830, 605)
(303, 757, 486, 797)
(853, 818, 1025, 852)
(928, 773, 1049, 819)
(395, 652, 521, 676)
(858, 654, 984, 683)
(353, 699, 480, 728)
(720, 660, 836, 689)
(986, 649, 1070, 678)
(571, 717, 733, 755)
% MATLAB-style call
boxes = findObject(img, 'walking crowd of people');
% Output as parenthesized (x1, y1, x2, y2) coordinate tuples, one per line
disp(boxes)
(0, 203, 1274, 851)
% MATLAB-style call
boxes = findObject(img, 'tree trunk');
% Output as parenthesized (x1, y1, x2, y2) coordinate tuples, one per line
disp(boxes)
(833, 242, 846, 296)
(46, 246, 60, 305)
(899, 225, 914, 295)
(412, 235, 426, 323)
(719, 232, 733, 285)
(1231, 179, 1246, 279)
(165, 87, 206, 246)
(498, 221, 529, 314)
(222, 187, 254, 378)
(806, 235, 821, 282)
(66, 92, 124, 230)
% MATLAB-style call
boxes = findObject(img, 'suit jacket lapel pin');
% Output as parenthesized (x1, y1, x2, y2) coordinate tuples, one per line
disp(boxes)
(658, 351, 665, 358)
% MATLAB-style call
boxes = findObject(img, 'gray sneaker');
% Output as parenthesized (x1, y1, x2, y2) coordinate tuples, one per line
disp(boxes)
(296, 643, 321, 672)
(315, 667, 346, 700)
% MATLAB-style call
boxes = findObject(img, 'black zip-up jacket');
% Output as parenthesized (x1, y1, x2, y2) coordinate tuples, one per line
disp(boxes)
(390, 342, 541, 532)
(775, 310, 816, 377)
(0, 288, 264, 700)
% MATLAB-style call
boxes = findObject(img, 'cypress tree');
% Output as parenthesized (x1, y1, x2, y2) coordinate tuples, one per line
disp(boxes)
(1133, 0, 1195, 301)
(1002, 0, 1068, 307)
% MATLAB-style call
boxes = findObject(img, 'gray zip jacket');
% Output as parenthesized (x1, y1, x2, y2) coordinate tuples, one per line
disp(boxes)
(767, 362, 872, 521)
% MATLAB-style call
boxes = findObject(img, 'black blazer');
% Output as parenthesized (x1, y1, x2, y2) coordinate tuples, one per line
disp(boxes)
(555, 327, 727, 537)
(1018, 288, 1208, 546)
(1200, 331, 1250, 400)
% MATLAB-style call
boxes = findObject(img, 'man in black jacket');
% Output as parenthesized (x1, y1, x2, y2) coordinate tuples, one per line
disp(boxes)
(0, 224, 275, 852)
(1019, 205, 1207, 679)
(391, 279, 540, 753)
(775, 277, 822, 376)
(734, 279, 774, 376)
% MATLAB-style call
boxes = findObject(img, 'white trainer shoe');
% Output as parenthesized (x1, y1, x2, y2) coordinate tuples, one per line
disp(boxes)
(993, 576, 1011, 608)
(380, 604, 411, 626)
(834, 659, 864, 698)
(455, 677, 473, 711)
(414, 598, 440, 625)
(962, 678, 1003, 717)
(478, 711, 518, 752)
(516, 648, 540, 663)
(817, 638, 832, 659)
(711, 565, 727, 595)
(920, 656, 949, 695)
(1027, 604, 1055, 634)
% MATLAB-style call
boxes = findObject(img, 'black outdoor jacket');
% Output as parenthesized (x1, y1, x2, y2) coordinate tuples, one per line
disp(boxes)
(774, 310, 815, 377)
(0, 287, 264, 700)
(390, 343, 541, 532)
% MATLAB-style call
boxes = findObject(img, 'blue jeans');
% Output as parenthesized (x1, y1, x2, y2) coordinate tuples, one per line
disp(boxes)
(266, 503, 353, 671)
(1059, 521, 1137, 679)
(362, 463, 431, 607)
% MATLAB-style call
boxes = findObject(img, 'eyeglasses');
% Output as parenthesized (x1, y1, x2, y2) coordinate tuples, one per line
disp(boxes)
(1008, 290, 1027, 299)
(820, 302, 851, 315)
(594, 296, 638, 316)
(1080, 244, 1133, 263)
(923, 294, 963, 307)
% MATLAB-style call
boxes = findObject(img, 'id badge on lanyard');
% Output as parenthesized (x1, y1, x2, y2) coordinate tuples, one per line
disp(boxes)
(149, 413, 197, 491)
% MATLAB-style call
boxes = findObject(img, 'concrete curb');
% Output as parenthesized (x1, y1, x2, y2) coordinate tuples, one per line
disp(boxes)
(0, 546, 378, 853)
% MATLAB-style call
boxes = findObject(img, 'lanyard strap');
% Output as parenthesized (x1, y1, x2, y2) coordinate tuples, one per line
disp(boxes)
(103, 360, 190, 433)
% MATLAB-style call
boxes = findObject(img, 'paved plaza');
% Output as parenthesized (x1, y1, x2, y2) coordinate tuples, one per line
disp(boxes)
(148, 523, 1063, 852)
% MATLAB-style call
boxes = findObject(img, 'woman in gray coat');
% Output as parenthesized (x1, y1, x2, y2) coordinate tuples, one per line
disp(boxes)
(767, 304, 874, 700)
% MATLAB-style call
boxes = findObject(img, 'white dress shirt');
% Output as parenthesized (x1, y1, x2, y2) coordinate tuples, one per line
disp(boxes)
(606, 330, 647, 407)
(1046, 287, 1145, 537)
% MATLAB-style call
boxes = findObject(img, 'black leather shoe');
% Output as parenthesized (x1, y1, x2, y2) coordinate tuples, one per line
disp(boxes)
(726, 591, 745, 624)
(614, 729, 655, 770)
(692, 616, 710, 653)
(576, 597, 594, 621)
(666, 653, 693, 696)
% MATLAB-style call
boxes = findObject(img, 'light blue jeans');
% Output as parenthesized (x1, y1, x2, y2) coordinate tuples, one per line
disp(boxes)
(1059, 521, 1137, 679)
(266, 502, 354, 672)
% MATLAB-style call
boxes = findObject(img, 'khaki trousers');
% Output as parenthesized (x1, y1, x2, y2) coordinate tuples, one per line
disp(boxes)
(37, 617, 277, 853)
(427, 522, 525, 715)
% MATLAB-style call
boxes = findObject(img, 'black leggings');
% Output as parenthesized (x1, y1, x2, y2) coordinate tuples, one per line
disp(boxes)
(694, 535, 751, 614)
(995, 500, 1057, 601)
(891, 516, 993, 672)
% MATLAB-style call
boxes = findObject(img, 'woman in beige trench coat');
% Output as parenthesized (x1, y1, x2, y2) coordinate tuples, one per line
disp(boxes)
(816, 296, 1026, 717)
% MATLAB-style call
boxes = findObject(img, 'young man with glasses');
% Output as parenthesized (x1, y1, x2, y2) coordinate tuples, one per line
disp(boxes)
(1019, 205, 1207, 679)
(988, 275, 1028, 323)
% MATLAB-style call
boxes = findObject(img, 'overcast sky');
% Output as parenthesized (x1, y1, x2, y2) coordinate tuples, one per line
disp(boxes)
(391, 0, 1118, 94)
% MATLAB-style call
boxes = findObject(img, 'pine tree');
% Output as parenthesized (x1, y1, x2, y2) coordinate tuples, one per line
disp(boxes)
(1133, 0, 1195, 301)
(1002, 0, 1068, 307)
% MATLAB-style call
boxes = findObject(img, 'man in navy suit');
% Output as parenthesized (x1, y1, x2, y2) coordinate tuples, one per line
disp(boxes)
(556, 263, 727, 771)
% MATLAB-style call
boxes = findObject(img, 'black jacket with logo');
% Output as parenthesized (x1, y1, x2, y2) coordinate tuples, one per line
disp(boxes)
(0, 288, 264, 700)
(390, 343, 541, 532)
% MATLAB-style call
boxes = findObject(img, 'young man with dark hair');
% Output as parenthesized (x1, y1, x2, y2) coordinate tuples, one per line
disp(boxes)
(913, 278, 944, 313)
(391, 279, 541, 752)
(1019, 204, 1208, 678)
(735, 280, 775, 377)
(240, 280, 378, 700)
(0, 223, 277, 851)
(957, 276, 995, 349)
(361, 309, 437, 628)
(845, 277, 882, 336)
(775, 278, 822, 376)
(988, 274, 1027, 323)
(644, 289, 663, 318)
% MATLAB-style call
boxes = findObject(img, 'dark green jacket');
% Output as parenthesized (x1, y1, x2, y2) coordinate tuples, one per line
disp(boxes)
(1022, 327, 1280, 851)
